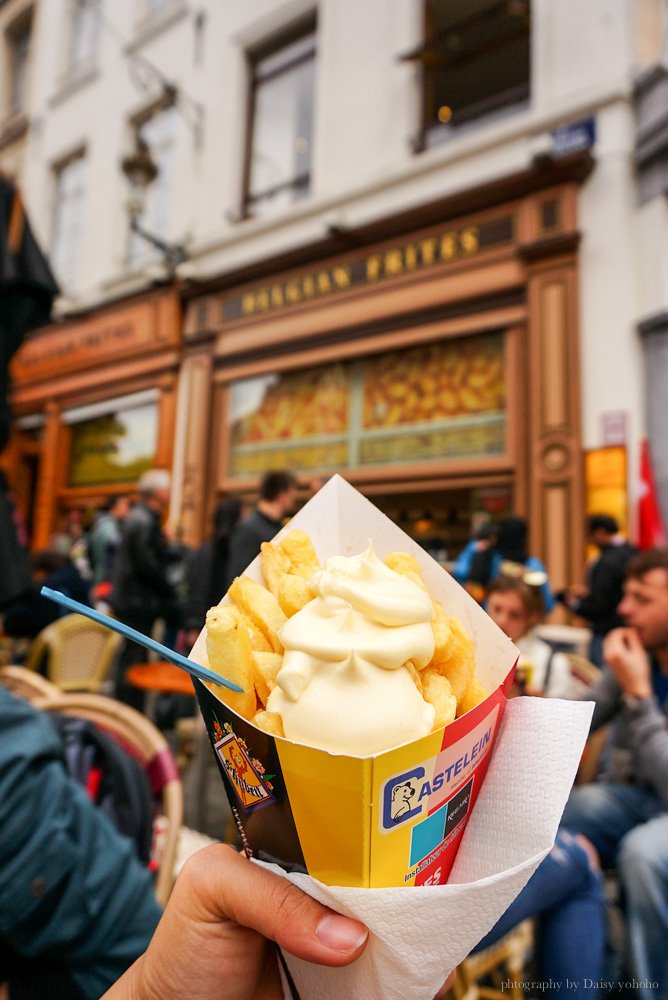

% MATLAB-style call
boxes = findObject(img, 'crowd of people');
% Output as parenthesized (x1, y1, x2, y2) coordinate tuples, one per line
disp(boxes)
(1, 470, 667, 999)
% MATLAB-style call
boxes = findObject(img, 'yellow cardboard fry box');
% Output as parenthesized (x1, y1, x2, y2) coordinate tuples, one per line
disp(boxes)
(191, 476, 517, 888)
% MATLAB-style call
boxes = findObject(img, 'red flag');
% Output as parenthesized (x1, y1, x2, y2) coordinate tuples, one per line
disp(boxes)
(638, 439, 667, 549)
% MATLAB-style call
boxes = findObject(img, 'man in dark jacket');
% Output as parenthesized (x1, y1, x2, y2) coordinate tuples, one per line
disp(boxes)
(0, 688, 161, 999)
(225, 471, 298, 584)
(560, 514, 637, 666)
(111, 470, 179, 707)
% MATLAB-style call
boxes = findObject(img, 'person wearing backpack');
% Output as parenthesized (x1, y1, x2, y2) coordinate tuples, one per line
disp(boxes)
(0, 687, 161, 1000)
(465, 515, 555, 613)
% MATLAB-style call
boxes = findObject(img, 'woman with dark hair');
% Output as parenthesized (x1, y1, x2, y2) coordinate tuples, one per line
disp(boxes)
(182, 498, 244, 646)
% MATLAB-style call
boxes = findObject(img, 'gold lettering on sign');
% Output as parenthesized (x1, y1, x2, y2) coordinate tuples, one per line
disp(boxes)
(460, 226, 480, 255)
(420, 238, 437, 266)
(333, 265, 351, 288)
(405, 244, 418, 270)
(384, 250, 403, 276)
(285, 281, 301, 304)
(366, 255, 382, 280)
(440, 233, 457, 260)
(224, 218, 504, 319)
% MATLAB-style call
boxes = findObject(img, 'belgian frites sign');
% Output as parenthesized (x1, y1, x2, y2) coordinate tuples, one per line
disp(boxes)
(192, 476, 517, 888)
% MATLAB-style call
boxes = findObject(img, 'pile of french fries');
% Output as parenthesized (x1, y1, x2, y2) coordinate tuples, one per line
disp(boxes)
(205, 530, 488, 743)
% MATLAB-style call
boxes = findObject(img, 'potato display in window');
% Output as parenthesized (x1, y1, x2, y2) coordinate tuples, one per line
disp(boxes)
(362, 338, 504, 430)
(232, 365, 349, 444)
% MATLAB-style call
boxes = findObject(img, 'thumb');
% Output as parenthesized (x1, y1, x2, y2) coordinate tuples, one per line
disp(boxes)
(178, 845, 369, 967)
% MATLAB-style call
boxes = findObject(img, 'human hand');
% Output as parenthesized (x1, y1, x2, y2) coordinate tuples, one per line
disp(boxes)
(103, 844, 368, 1000)
(603, 628, 652, 699)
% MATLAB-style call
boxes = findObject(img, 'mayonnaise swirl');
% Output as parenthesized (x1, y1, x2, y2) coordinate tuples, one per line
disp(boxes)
(266, 543, 436, 755)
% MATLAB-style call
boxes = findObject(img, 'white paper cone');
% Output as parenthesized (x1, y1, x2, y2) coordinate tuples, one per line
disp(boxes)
(256, 697, 594, 1000)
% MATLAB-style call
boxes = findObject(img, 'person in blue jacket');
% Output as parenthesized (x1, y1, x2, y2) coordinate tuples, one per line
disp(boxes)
(451, 522, 497, 584)
(0, 688, 161, 1000)
(465, 515, 555, 613)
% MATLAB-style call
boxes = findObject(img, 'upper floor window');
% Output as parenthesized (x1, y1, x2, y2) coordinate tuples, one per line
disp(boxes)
(244, 22, 316, 219)
(128, 104, 177, 267)
(6, 9, 32, 117)
(67, 0, 100, 75)
(51, 151, 87, 293)
(408, 0, 530, 150)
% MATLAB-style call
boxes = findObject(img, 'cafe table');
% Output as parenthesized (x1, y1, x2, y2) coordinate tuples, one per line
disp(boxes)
(126, 661, 196, 699)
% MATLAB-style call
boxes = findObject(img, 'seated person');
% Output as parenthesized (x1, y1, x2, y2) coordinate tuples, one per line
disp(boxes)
(2, 549, 90, 640)
(0, 687, 161, 1000)
(486, 575, 581, 698)
(472, 830, 605, 1000)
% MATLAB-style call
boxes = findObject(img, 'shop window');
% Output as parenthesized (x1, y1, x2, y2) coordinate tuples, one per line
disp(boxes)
(65, 0, 100, 77)
(243, 21, 316, 219)
(127, 104, 177, 267)
(227, 332, 506, 478)
(5, 8, 32, 118)
(67, 400, 158, 488)
(51, 151, 87, 294)
(406, 0, 531, 150)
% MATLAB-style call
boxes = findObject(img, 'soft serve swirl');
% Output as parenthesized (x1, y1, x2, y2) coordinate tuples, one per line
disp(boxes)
(266, 543, 436, 755)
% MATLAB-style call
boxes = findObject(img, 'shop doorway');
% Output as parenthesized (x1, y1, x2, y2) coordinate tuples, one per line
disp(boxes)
(12, 431, 42, 547)
(366, 484, 514, 570)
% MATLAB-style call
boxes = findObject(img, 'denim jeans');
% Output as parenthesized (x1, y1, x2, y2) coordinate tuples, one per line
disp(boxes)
(563, 784, 668, 998)
(473, 830, 605, 1000)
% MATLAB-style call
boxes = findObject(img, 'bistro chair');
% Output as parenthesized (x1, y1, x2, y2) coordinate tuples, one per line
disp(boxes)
(444, 920, 534, 1000)
(35, 691, 183, 906)
(0, 664, 61, 703)
(24, 613, 122, 693)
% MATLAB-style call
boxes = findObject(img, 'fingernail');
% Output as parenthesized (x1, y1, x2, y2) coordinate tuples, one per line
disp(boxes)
(316, 914, 368, 954)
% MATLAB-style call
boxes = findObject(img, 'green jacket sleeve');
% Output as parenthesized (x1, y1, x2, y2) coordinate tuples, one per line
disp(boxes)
(0, 689, 161, 999)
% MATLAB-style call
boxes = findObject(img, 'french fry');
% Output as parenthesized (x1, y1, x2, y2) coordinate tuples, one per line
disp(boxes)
(239, 611, 273, 653)
(421, 668, 457, 730)
(457, 676, 488, 718)
(384, 552, 427, 591)
(260, 541, 292, 597)
(278, 530, 320, 581)
(426, 602, 475, 703)
(228, 575, 286, 654)
(253, 710, 285, 738)
(277, 573, 314, 617)
(205, 605, 257, 719)
(251, 651, 283, 706)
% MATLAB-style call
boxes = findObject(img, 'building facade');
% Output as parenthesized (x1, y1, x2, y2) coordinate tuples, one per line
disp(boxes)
(3, 0, 667, 591)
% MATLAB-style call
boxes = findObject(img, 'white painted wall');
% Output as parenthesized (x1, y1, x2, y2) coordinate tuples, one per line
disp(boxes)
(11, 0, 655, 493)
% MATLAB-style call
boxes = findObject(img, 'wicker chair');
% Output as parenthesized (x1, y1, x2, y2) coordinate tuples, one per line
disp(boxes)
(445, 921, 534, 1000)
(24, 613, 122, 692)
(35, 691, 183, 905)
(0, 664, 61, 702)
